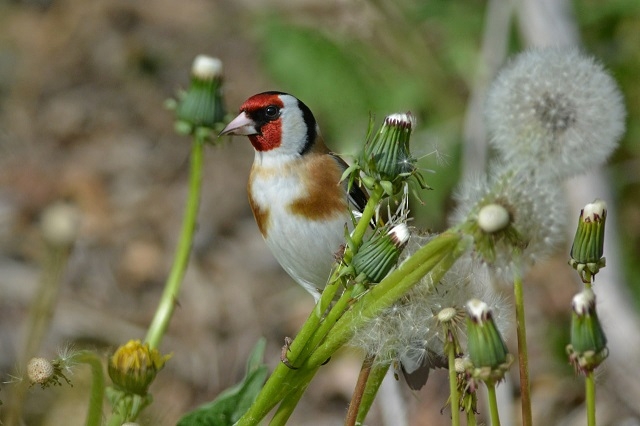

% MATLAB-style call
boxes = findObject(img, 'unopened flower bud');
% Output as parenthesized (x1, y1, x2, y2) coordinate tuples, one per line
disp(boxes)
(569, 199, 607, 283)
(567, 289, 608, 373)
(108, 340, 171, 396)
(465, 299, 513, 385)
(361, 113, 425, 192)
(352, 223, 410, 283)
(175, 55, 225, 133)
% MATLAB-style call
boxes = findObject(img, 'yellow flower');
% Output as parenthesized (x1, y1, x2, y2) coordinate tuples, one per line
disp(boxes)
(108, 340, 171, 396)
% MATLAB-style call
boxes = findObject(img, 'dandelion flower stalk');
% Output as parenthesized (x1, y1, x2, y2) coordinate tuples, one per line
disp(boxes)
(145, 55, 225, 349)
(487, 385, 501, 426)
(75, 350, 106, 426)
(355, 361, 390, 424)
(514, 274, 532, 426)
(345, 355, 375, 426)
(144, 132, 205, 349)
(438, 306, 464, 426)
(447, 334, 461, 426)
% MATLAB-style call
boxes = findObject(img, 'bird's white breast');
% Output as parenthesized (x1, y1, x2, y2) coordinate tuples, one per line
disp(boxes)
(249, 152, 350, 300)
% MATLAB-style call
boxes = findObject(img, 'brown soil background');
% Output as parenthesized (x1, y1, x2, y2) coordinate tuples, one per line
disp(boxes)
(1, 1, 638, 425)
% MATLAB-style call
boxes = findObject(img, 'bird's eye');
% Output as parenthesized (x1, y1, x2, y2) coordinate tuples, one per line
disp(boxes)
(264, 105, 280, 119)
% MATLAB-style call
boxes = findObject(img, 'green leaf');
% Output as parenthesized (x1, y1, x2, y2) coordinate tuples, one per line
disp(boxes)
(177, 339, 268, 426)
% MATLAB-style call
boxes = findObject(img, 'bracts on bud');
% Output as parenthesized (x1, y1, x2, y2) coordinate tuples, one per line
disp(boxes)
(354, 112, 428, 195)
(351, 223, 410, 285)
(172, 55, 226, 135)
(570, 199, 607, 283)
(566, 289, 608, 374)
(464, 299, 513, 386)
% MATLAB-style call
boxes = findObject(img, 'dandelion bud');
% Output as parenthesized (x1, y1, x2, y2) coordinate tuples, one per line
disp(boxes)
(174, 55, 225, 133)
(465, 299, 513, 385)
(108, 340, 171, 396)
(361, 112, 425, 192)
(352, 223, 410, 284)
(567, 289, 608, 373)
(569, 199, 607, 283)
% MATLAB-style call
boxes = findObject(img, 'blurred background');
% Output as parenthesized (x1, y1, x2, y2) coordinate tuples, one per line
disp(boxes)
(0, 0, 639, 424)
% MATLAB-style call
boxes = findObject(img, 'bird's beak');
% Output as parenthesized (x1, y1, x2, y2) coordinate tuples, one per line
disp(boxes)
(219, 111, 258, 137)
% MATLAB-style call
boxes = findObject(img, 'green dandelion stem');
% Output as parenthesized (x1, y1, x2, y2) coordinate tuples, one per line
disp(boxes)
(145, 133, 206, 349)
(487, 384, 501, 426)
(467, 409, 478, 426)
(586, 370, 596, 426)
(514, 274, 533, 426)
(448, 336, 460, 426)
(76, 350, 105, 426)
(268, 369, 316, 426)
(355, 361, 389, 425)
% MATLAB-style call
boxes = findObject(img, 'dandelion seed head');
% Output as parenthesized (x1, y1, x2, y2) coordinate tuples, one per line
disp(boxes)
(486, 47, 625, 179)
(27, 357, 55, 385)
(451, 164, 567, 282)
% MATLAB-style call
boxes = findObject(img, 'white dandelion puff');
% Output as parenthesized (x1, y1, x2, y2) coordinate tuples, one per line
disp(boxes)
(486, 47, 625, 179)
(450, 163, 567, 282)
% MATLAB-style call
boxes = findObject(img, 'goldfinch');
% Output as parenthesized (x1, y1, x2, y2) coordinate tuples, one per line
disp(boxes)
(220, 92, 367, 301)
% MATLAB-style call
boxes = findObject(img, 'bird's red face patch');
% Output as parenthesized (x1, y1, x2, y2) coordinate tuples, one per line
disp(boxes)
(241, 93, 284, 152)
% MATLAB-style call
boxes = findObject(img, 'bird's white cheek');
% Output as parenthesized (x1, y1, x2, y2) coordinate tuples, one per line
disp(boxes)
(280, 116, 308, 154)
